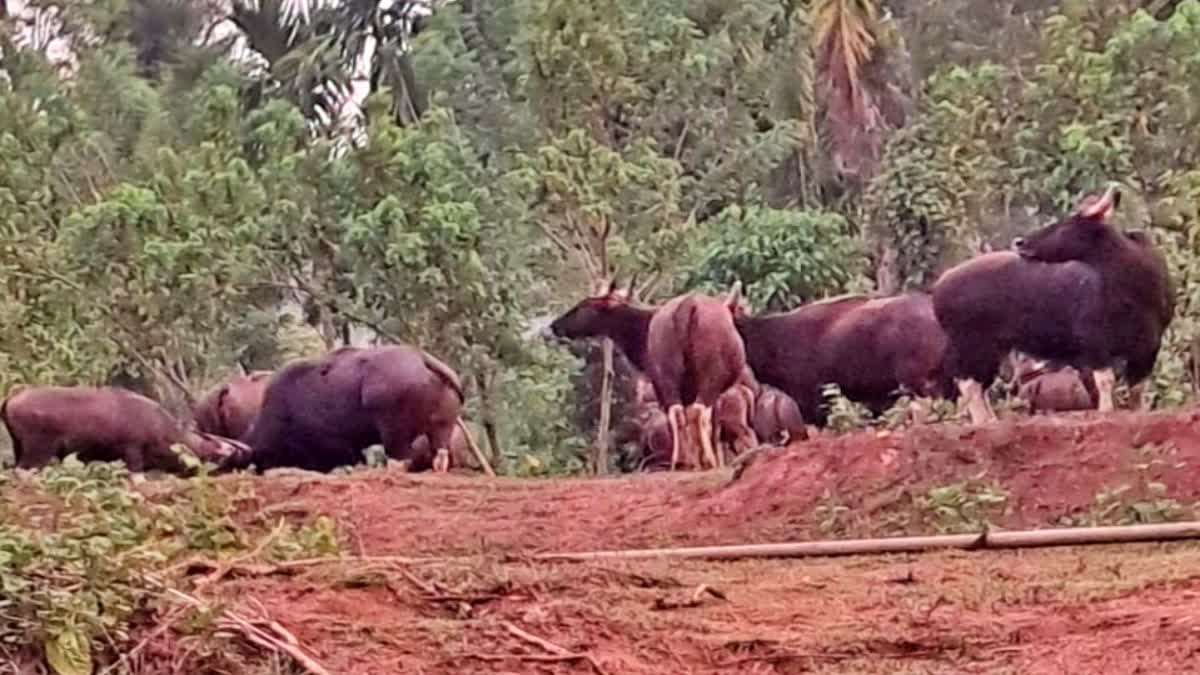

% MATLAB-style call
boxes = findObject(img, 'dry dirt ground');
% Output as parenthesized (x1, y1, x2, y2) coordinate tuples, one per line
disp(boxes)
(156, 407, 1200, 674)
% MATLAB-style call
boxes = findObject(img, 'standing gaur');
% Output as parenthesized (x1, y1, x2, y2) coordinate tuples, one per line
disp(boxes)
(932, 184, 1174, 424)
(733, 292, 954, 427)
(546, 278, 747, 471)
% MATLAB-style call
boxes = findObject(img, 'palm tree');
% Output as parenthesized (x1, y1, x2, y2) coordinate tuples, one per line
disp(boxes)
(812, 0, 909, 180)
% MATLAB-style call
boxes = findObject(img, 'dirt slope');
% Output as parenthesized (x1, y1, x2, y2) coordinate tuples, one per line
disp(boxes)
(147, 406, 1200, 673)
(242, 406, 1200, 557)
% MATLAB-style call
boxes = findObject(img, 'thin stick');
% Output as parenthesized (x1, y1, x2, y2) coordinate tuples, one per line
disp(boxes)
(464, 653, 598, 665)
(501, 622, 608, 675)
(457, 418, 496, 477)
(502, 621, 571, 656)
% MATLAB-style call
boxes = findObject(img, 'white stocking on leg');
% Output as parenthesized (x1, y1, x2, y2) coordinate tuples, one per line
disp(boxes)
(956, 378, 997, 425)
(1093, 368, 1116, 413)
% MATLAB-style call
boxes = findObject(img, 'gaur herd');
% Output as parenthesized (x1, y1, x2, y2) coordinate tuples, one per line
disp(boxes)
(0, 184, 1178, 475)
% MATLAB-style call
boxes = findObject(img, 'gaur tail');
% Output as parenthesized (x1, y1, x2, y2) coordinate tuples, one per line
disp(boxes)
(0, 385, 26, 466)
(675, 298, 701, 396)
(421, 351, 465, 401)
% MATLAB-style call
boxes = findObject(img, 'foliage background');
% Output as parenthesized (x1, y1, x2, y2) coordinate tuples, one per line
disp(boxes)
(1, 0, 1199, 474)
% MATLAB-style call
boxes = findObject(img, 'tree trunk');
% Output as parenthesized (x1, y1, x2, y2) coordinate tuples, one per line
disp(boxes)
(875, 242, 900, 294)
(476, 372, 503, 471)
(593, 338, 615, 474)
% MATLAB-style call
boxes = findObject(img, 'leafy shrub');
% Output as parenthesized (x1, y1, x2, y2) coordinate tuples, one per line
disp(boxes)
(686, 205, 867, 312)
(0, 457, 340, 673)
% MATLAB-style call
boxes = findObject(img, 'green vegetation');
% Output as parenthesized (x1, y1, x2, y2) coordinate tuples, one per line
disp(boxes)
(0, 456, 339, 672)
(3, 1, 1199, 474)
(4, 4, 1200, 669)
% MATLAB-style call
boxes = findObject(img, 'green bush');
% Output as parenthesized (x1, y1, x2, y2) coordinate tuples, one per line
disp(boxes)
(0, 457, 340, 673)
(686, 205, 867, 312)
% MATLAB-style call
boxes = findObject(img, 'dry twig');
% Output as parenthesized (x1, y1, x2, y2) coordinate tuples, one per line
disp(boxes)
(500, 621, 608, 675)
(159, 586, 331, 675)
(651, 583, 728, 611)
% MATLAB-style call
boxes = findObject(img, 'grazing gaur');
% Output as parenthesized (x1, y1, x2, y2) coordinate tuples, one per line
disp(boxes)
(1009, 353, 1095, 414)
(639, 409, 675, 470)
(193, 370, 273, 439)
(932, 185, 1173, 424)
(713, 370, 759, 460)
(226, 345, 463, 473)
(0, 385, 249, 473)
(198, 367, 468, 471)
(547, 278, 747, 471)
(410, 421, 472, 471)
(752, 383, 808, 445)
(733, 292, 954, 427)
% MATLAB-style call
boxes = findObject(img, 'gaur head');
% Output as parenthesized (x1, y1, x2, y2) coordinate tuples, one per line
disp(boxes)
(546, 277, 637, 341)
(1013, 184, 1122, 263)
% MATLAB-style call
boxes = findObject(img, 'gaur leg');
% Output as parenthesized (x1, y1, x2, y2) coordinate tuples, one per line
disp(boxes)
(908, 398, 931, 425)
(1124, 349, 1160, 412)
(947, 342, 1000, 425)
(956, 379, 996, 424)
(425, 422, 456, 474)
(695, 404, 718, 469)
(119, 445, 147, 473)
(1092, 368, 1116, 413)
(666, 404, 687, 471)
(378, 418, 421, 471)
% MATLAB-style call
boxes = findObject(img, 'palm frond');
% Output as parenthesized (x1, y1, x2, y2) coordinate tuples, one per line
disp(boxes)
(814, 0, 883, 177)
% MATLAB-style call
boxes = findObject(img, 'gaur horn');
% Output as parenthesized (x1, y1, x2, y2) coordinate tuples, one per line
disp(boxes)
(1081, 183, 1120, 220)
(727, 280, 743, 308)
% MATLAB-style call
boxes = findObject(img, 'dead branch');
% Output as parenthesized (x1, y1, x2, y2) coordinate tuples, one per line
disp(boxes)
(457, 418, 496, 477)
(400, 568, 439, 595)
(502, 621, 572, 656)
(159, 586, 331, 675)
(501, 621, 608, 675)
(463, 653, 601, 666)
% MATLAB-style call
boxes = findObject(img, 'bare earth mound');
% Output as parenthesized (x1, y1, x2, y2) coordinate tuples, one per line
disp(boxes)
(147, 406, 1200, 673)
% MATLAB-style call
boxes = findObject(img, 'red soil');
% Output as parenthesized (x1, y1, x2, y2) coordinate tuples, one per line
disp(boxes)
(149, 406, 1200, 673)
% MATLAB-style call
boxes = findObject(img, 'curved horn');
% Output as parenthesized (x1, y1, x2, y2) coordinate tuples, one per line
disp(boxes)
(605, 276, 619, 296)
(726, 280, 743, 309)
(628, 271, 640, 298)
(1080, 183, 1119, 220)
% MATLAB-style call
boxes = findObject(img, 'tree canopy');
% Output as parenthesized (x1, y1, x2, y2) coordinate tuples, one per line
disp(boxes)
(2, 0, 1200, 470)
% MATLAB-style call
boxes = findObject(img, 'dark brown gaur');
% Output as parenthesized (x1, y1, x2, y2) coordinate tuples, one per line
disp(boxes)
(197, 367, 466, 471)
(713, 375, 758, 460)
(734, 292, 954, 427)
(639, 409, 675, 470)
(933, 185, 1174, 423)
(547, 278, 748, 471)
(193, 370, 273, 439)
(0, 385, 249, 473)
(224, 345, 463, 473)
(1009, 353, 1095, 414)
(752, 383, 808, 445)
